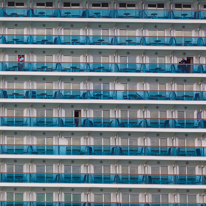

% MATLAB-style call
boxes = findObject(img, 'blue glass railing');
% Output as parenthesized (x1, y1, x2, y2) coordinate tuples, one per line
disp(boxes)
(0, 89, 204, 101)
(0, 117, 205, 128)
(0, 145, 204, 156)
(1, 8, 206, 20)
(1, 203, 204, 206)
(0, 35, 87, 45)
(1, 62, 205, 73)
(0, 173, 205, 185)
(0, 35, 205, 46)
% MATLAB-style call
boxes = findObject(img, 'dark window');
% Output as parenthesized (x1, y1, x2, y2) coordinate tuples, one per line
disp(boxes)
(183, 4, 191, 8)
(119, 3, 126, 8)
(102, 3, 108, 7)
(46, 2, 53, 7)
(92, 3, 101, 7)
(8, 2, 15, 6)
(157, 4, 164, 8)
(148, 4, 156, 8)
(16, 2, 24, 6)
(175, 4, 182, 9)
(71, 3, 80, 7)
(64, 2, 70, 7)
(204, 5, 206, 8)
(127, 4, 135, 7)
(37, 3, 45, 6)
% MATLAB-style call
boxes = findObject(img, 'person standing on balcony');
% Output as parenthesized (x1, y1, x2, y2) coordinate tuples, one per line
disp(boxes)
(18, 55, 24, 71)
(179, 57, 188, 73)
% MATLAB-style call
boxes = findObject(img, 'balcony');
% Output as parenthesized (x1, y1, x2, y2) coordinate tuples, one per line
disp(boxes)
(0, 117, 204, 128)
(1, 62, 205, 73)
(0, 8, 205, 20)
(0, 35, 205, 46)
(0, 145, 203, 156)
(0, 203, 203, 206)
(0, 89, 204, 101)
(0, 173, 204, 185)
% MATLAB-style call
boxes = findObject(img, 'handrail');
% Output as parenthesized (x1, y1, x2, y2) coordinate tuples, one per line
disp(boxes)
(0, 34, 204, 38)
(0, 116, 203, 120)
(0, 7, 202, 11)
(0, 62, 202, 65)
(0, 172, 203, 176)
(0, 144, 202, 148)
(0, 88, 204, 92)
(0, 201, 201, 204)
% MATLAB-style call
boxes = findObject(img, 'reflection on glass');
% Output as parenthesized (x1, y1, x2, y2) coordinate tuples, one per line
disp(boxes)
(37, 165, 45, 173)
(73, 138, 80, 145)
(46, 165, 53, 173)
(94, 138, 101, 145)
(180, 194, 187, 203)
(130, 194, 139, 202)
(128, 30, 136, 36)
(152, 194, 160, 203)
(94, 165, 102, 173)
(130, 166, 138, 174)
(7, 109, 14, 117)
(37, 138, 45, 145)
(122, 138, 128, 146)
(72, 166, 81, 173)
(46, 137, 53, 145)
(151, 167, 159, 174)
(122, 194, 129, 202)
(104, 194, 111, 202)
(151, 139, 159, 146)
(101, 137, 109, 146)
(129, 138, 137, 146)
(73, 194, 81, 202)
(104, 165, 110, 173)
(15, 193, 23, 201)
(187, 139, 195, 146)
(64, 193, 71, 202)
(64, 165, 71, 173)
(7, 192, 13, 201)
(7, 137, 14, 144)
(46, 193, 53, 201)
(15, 165, 23, 173)
(7, 165, 14, 173)
(37, 193, 45, 201)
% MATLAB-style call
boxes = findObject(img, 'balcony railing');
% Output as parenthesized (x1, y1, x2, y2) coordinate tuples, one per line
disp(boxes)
(0, 117, 205, 128)
(1, 8, 206, 19)
(0, 35, 206, 46)
(0, 145, 204, 156)
(1, 62, 205, 73)
(0, 202, 203, 206)
(0, 89, 204, 100)
(0, 173, 205, 185)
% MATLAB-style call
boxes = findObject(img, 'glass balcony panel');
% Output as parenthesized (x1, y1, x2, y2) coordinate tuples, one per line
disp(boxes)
(143, 10, 169, 19)
(0, 145, 204, 156)
(0, 35, 204, 46)
(0, 117, 205, 128)
(1, 173, 205, 184)
(0, 81, 191, 98)
(1, 8, 206, 19)
(90, 9, 112, 18)
(2, 62, 206, 73)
